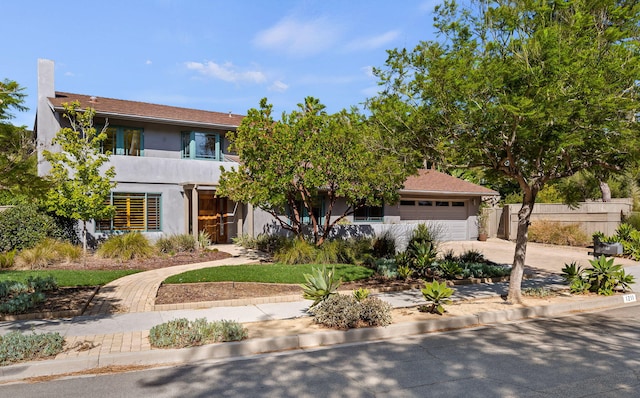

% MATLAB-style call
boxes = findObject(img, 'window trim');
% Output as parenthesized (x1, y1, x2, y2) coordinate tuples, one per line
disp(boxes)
(96, 192, 162, 232)
(101, 125, 144, 156)
(181, 131, 222, 160)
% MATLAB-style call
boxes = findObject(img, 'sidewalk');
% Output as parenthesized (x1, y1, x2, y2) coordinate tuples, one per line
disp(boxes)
(0, 241, 637, 383)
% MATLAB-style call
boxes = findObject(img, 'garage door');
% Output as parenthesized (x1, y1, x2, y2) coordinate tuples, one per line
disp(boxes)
(399, 199, 470, 240)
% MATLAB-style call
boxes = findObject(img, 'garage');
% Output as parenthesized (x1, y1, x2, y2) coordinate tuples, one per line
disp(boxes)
(398, 199, 471, 240)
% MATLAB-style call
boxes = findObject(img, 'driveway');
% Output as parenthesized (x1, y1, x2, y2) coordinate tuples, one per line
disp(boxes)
(440, 238, 639, 274)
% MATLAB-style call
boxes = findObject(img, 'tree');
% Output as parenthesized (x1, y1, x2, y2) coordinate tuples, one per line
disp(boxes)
(369, 0, 640, 302)
(218, 97, 413, 245)
(43, 102, 117, 256)
(0, 79, 47, 199)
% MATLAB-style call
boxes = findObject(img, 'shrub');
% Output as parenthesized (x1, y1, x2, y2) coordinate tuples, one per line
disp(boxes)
(374, 258, 398, 278)
(623, 212, 640, 231)
(458, 249, 485, 264)
(314, 240, 341, 264)
(0, 250, 16, 268)
(420, 280, 454, 315)
(0, 276, 57, 314)
(97, 232, 155, 260)
(312, 294, 362, 329)
(528, 220, 590, 246)
(522, 287, 555, 297)
(372, 231, 396, 258)
(299, 266, 342, 308)
(460, 263, 511, 278)
(16, 239, 81, 269)
(359, 297, 392, 327)
(0, 203, 54, 252)
(149, 318, 247, 348)
(274, 238, 316, 265)
(255, 233, 288, 254)
(312, 294, 392, 329)
(0, 331, 65, 365)
(156, 234, 197, 254)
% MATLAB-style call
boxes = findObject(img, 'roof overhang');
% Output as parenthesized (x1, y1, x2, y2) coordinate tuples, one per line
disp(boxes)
(50, 102, 238, 130)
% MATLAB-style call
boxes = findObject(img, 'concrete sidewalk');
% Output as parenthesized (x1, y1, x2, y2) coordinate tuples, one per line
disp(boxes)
(0, 241, 638, 383)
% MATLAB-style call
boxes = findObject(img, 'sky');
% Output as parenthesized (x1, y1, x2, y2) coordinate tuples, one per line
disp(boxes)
(1, 0, 441, 128)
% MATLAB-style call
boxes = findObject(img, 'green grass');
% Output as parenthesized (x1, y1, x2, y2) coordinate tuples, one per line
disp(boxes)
(164, 263, 374, 284)
(0, 269, 141, 287)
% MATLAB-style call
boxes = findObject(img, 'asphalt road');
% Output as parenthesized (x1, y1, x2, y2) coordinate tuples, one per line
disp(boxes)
(3, 303, 640, 397)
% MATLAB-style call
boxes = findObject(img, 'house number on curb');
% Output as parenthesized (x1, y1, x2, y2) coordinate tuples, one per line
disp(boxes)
(623, 294, 637, 304)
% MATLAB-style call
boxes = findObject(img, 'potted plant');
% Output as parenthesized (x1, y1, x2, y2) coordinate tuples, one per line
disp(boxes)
(476, 203, 489, 241)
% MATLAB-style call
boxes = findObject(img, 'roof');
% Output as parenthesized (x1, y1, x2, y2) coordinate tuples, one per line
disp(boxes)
(402, 169, 498, 196)
(49, 92, 244, 128)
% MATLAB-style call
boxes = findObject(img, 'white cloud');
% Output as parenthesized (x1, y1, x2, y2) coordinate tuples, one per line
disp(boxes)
(419, 0, 440, 13)
(253, 16, 342, 57)
(185, 61, 266, 84)
(362, 66, 375, 78)
(64, 72, 75, 77)
(269, 80, 289, 92)
(146, 60, 153, 65)
(345, 30, 400, 52)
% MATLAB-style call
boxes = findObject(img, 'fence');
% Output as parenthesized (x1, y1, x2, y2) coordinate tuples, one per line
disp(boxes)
(487, 199, 632, 240)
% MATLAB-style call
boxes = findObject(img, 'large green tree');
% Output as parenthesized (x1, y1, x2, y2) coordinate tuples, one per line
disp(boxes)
(43, 102, 116, 255)
(0, 79, 47, 199)
(218, 97, 413, 245)
(369, 0, 640, 302)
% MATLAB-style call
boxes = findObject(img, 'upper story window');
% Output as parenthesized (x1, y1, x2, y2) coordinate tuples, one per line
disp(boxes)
(182, 131, 221, 160)
(102, 126, 143, 156)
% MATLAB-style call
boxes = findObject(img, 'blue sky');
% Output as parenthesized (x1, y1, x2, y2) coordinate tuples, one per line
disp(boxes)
(2, 0, 440, 128)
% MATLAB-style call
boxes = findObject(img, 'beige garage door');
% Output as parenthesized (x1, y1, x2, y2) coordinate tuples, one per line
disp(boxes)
(399, 199, 470, 240)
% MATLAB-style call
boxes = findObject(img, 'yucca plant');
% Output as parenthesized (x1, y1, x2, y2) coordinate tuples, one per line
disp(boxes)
(420, 280, 454, 315)
(300, 266, 342, 308)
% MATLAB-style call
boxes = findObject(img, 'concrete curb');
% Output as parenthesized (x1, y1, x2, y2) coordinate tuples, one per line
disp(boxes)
(1, 294, 637, 383)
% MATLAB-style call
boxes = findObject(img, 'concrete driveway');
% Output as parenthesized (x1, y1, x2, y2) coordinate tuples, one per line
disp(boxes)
(440, 238, 639, 274)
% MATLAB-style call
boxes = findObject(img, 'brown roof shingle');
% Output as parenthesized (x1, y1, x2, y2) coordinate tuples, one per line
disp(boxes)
(49, 92, 244, 128)
(403, 169, 498, 195)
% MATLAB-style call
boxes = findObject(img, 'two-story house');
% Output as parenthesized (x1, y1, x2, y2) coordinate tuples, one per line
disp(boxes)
(35, 59, 498, 245)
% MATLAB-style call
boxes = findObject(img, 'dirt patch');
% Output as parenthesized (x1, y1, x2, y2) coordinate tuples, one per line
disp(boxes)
(155, 282, 304, 304)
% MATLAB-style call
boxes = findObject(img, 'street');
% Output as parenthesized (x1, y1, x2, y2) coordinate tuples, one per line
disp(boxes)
(2, 303, 640, 397)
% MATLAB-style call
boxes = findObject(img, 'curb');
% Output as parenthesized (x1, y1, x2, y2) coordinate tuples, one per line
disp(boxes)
(1, 294, 637, 383)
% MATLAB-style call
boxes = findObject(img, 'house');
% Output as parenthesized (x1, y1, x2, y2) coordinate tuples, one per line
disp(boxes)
(35, 59, 498, 244)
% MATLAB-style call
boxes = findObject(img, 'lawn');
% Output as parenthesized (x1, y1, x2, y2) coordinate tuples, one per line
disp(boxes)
(163, 263, 374, 284)
(0, 269, 141, 287)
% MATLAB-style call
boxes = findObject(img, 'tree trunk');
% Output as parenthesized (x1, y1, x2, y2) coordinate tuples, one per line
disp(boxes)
(82, 221, 87, 267)
(507, 191, 537, 304)
(599, 180, 612, 202)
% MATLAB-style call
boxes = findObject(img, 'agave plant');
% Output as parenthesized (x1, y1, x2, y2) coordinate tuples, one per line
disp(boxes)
(560, 261, 584, 284)
(420, 280, 454, 315)
(585, 255, 623, 296)
(299, 266, 342, 308)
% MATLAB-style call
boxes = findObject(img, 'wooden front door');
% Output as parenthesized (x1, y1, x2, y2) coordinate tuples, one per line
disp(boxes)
(198, 193, 227, 243)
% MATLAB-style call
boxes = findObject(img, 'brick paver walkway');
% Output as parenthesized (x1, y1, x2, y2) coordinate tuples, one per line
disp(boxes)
(84, 245, 260, 315)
